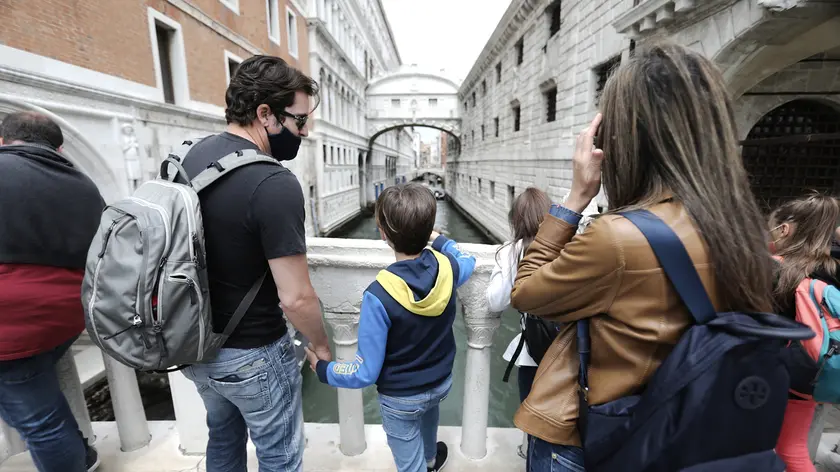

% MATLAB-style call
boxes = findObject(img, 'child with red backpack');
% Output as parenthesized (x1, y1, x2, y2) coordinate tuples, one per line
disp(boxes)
(769, 194, 840, 472)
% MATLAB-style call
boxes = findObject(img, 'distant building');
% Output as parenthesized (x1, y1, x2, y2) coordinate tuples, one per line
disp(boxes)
(449, 0, 840, 240)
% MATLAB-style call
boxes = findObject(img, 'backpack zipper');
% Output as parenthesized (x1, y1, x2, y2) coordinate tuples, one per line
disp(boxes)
(128, 197, 171, 257)
(103, 315, 150, 350)
(129, 197, 171, 335)
(168, 273, 205, 359)
(146, 180, 197, 262)
(87, 214, 131, 343)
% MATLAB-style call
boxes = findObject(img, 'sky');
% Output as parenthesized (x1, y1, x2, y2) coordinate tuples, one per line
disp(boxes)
(380, 0, 511, 84)
(379, 0, 511, 140)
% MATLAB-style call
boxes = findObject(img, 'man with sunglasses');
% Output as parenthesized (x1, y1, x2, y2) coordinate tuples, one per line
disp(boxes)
(178, 55, 330, 472)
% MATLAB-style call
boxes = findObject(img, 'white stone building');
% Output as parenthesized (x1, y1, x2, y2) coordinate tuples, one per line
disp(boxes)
(448, 0, 840, 242)
(305, 0, 417, 234)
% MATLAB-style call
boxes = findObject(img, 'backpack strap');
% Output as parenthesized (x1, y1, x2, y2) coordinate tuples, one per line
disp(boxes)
(191, 149, 281, 194)
(575, 209, 716, 412)
(220, 270, 268, 338)
(159, 139, 203, 182)
(621, 209, 716, 324)
(502, 334, 526, 383)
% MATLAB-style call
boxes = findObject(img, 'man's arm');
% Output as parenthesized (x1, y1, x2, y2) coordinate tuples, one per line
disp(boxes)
(269, 255, 329, 352)
(315, 292, 390, 389)
(430, 232, 476, 287)
(252, 171, 330, 356)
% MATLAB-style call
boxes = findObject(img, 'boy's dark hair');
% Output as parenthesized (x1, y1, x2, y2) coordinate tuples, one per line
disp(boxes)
(376, 183, 437, 255)
(225, 55, 319, 125)
(0, 111, 64, 150)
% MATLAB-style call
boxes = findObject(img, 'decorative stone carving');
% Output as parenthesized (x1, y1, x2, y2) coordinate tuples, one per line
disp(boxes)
(120, 122, 142, 187)
(324, 312, 361, 346)
(456, 248, 501, 350)
(758, 0, 799, 11)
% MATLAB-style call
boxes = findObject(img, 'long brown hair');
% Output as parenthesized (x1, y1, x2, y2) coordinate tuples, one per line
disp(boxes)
(770, 193, 840, 309)
(597, 42, 774, 313)
(496, 187, 551, 267)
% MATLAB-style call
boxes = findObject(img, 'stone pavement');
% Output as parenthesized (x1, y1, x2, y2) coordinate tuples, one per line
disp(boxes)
(0, 423, 525, 472)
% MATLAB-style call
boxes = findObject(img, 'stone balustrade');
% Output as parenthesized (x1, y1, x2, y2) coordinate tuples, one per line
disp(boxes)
(0, 237, 501, 463)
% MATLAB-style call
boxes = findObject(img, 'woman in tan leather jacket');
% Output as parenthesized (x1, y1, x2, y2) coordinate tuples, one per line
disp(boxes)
(510, 43, 776, 471)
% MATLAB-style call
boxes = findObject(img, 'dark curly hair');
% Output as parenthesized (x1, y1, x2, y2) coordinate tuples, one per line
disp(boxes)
(225, 55, 319, 126)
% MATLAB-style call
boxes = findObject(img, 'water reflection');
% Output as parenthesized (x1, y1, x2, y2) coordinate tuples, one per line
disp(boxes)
(302, 201, 522, 427)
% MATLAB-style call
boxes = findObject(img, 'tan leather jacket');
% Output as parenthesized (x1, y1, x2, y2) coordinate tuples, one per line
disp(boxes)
(510, 200, 722, 446)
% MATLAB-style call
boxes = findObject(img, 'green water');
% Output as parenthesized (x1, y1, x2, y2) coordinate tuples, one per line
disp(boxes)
(300, 201, 523, 427)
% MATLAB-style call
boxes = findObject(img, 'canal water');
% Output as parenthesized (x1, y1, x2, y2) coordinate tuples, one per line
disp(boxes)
(302, 200, 522, 427)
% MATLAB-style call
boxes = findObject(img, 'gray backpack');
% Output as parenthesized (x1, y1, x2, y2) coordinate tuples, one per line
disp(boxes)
(82, 140, 280, 371)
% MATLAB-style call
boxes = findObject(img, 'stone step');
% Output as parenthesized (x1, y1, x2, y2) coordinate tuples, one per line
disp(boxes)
(0, 422, 525, 472)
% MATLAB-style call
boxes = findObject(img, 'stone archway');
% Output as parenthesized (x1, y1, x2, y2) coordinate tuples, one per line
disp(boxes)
(0, 96, 123, 202)
(741, 99, 840, 212)
(717, 16, 840, 99)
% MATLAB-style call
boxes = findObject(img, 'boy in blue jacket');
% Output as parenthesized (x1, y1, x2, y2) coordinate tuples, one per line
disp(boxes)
(305, 183, 476, 472)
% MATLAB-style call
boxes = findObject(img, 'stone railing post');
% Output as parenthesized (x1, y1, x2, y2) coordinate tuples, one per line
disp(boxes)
(57, 350, 94, 444)
(1, 349, 99, 462)
(456, 244, 498, 460)
(809, 403, 828, 459)
(102, 355, 150, 451)
(169, 370, 208, 455)
(0, 419, 26, 463)
(324, 311, 367, 456)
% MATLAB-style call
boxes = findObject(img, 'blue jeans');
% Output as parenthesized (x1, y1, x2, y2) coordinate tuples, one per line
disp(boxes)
(0, 337, 86, 472)
(529, 436, 585, 472)
(184, 334, 304, 472)
(378, 375, 453, 472)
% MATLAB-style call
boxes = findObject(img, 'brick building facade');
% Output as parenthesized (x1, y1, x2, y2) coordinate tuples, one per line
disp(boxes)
(0, 0, 317, 231)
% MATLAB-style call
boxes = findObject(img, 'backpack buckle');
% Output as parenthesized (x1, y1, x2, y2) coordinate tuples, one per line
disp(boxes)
(579, 384, 589, 402)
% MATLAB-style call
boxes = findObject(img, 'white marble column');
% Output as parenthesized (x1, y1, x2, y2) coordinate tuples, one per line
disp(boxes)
(0, 419, 26, 463)
(325, 312, 367, 456)
(102, 355, 150, 451)
(810, 403, 828, 460)
(169, 370, 208, 455)
(56, 351, 94, 444)
(458, 274, 501, 460)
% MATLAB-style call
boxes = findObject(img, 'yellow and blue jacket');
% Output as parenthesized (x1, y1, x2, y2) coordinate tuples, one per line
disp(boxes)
(316, 235, 476, 396)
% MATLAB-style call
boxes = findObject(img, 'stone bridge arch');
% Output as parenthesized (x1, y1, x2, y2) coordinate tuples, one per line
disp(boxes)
(368, 120, 461, 148)
(366, 65, 461, 148)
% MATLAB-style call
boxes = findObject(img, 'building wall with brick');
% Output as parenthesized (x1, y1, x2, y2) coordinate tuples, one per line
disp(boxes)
(0, 0, 309, 110)
(447, 0, 840, 242)
(0, 0, 322, 234)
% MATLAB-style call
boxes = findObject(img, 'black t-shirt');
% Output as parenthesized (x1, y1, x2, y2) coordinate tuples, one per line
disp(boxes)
(181, 133, 306, 349)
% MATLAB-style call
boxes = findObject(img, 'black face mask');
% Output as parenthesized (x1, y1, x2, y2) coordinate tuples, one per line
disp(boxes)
(265, 125, 301, 161)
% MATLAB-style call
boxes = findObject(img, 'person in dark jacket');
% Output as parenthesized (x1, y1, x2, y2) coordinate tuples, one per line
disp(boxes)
(0, 111, 105, 472)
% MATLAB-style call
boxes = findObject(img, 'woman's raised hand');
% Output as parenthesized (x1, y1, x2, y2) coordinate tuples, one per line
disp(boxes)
(566, 113, 604, 213)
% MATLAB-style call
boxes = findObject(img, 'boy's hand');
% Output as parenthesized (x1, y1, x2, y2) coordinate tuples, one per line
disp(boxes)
(303, 344, 321, 372)
(312, 344, 332, 363)
(429, 230, 441, 243)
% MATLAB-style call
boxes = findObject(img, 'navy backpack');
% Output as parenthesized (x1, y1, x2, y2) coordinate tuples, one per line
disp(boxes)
(576, 210, 814, 471)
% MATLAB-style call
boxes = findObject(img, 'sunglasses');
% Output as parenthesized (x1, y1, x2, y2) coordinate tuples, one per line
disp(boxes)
(277, 110, 310, 130)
